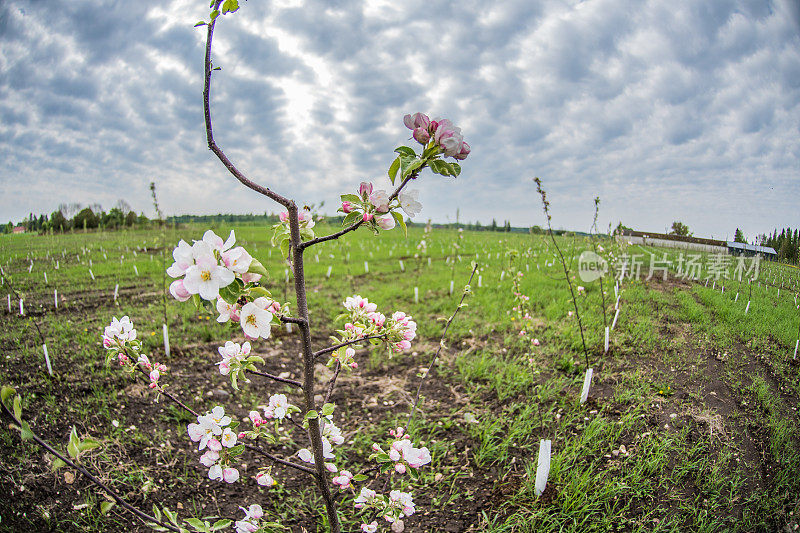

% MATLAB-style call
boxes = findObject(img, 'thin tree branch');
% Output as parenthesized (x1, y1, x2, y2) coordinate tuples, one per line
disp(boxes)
(243, 442, 316, 475)
(313, 334, 388, 360)
(203, 2, 292, 209)
(323, 361, 342, 406)
(244, 368, 303, 389)
(299, 174, 418, 250)
(406, 263, 478, 429)
(0, 402, 182, 532)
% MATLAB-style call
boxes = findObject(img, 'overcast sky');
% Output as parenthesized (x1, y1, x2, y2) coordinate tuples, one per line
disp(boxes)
(1, 0, 798, 241)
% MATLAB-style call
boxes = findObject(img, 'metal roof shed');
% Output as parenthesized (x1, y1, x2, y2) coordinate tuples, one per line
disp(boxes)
(726, 241, 778, 258)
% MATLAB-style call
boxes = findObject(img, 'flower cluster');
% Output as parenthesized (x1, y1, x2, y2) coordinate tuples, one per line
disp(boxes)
(168, 230, 254, 301)
(238, 394, 300, 444)
(370, 427, 431, 475)
(102, 316, 137, 349)
(355, 487, 416, 528)
(235, 504, 264, 533)
(329, 296, 417, 368)
(102, 316, 166, 389)
(339, 182, 421, 233)
(187, 406, 243, 483)
(403, 112, 469, 160)
(271, 210, 316, 257)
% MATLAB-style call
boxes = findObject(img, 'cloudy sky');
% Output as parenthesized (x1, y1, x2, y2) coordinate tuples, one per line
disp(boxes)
(1, 0, 798, 241)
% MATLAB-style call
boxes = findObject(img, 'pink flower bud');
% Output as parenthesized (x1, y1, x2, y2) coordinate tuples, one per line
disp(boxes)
(359, 182, 373, 198)
(395, 463, 407, 474)
(363, 213, 374, 222)
(238, 432, 246, 439)
(342, 201, 354, 213)
(279, 212, 288, 222)
(412, 127, 430, 144)
(453, 141, 470, 160)
(403, 112, 430, 130)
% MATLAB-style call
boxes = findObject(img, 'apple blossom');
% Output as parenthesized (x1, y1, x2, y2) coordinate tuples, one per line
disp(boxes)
(361, 522, 378, 533)
(169, 279, 192, 302)
(166, 240, 194, 278)
(369, 190, 389, 213)
(342, 201, 354, 213)
(332, 470, 353, 490)
(103, 316, 137, 347)
(354, 487, 378, 509)
(203, 229, 236, 253)
(222, 246, 253, 274)
(221, 427, 238, 448)
(359, 182, 373, 198)
(398, 190, 422, 218)
(183, 251, 235, 301)
(199, 449, 219, 467)
(216, 298, 240, 323)
(240, 299, 274, 340)
(453, 141, 470, 160)
(403, 112, 429, 130)
(265, 393, 291, 419)
(222, 467, 240, 483)
(377, 215, 396, 230)
(255, 471, 276, 487)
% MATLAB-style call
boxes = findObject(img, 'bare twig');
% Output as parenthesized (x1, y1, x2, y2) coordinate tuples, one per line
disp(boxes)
(313, 334, 388, 360)
(534, 177, 590, 368)
(323, 361, 342, 406)
(245, 368, 303, 389)
(406, 264, 478, 429)
(0, 401, 182, 532)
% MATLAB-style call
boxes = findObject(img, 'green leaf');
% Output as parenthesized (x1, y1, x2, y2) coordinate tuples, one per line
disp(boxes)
(375, 453, 391, 463)
(352, 474, 368, 482)
(279, 238, 291, 260)
(221, 0, 240, 14)
(1, 386, 15, 405)
(163, 507, 178, 525)
(305, 410, 319, 420)
(402, 158, 423, 178)
(342, 211, 360, 227)
(321, 403, 335, 417)
(78, 438, 101, 452)
(230, 372, 239, 391)
(422, 144, 440, 159)
(101, 501, 116, 515)
(340, 194, 361, 203)
(228, 444, 245, 457)
(450, 162, 461, 176)
(184, 518, 208, 531)
(13, 394, 22, 420)
(211, 519, 232, 531)
(247, 258, 268, 277)
(67, 439, 79, 459)
(209, 10, 220, 21)
(20, 420, 33, 441)
(394, 146, 417, 157)
(194, 21, 207, 27)
(388, 156, 400, 185)
(246, 355, 265, 365)
(52, 457, 66, 470)
(391, 211, 407, 237)
(247, 287, 271, 300)
(218, 284, 239, 305)
(153, 505, 162, 522)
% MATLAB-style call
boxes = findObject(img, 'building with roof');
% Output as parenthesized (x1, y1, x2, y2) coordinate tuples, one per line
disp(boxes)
(726, 241, 778, 260)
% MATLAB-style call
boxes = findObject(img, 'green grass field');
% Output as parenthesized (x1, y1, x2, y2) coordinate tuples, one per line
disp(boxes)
(1, 224, 799, 532)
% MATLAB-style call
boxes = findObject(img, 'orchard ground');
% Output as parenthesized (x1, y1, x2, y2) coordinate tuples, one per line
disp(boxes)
(1, 223, 800, 532)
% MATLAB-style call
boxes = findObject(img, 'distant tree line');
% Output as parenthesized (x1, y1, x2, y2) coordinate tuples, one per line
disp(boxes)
(758, 227, 800, 264)
(1, 200, 153, 234)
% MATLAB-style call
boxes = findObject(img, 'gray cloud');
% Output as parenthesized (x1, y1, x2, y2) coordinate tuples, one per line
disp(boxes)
(0, 0, 798, 241)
